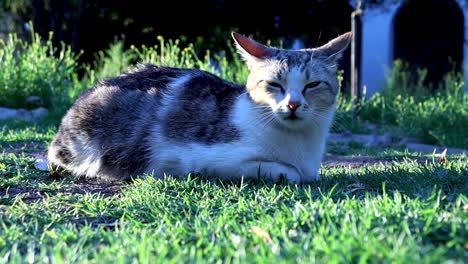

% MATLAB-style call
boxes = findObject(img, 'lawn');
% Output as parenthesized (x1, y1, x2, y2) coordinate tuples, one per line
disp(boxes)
(0, 120, 466, 263)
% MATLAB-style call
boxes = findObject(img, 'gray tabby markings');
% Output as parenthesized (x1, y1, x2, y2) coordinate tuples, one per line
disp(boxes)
(163, 72, 243, 144)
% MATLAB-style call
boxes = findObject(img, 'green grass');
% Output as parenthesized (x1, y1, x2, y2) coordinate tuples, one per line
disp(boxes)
(0, 122, 467, 263)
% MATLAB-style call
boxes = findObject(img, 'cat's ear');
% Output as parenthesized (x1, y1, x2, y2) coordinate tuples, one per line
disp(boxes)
(314, 32, 352, 62)
(231, 32, 273, 62)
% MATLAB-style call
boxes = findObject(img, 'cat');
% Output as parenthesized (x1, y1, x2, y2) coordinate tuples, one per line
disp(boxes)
(47, 32, 351, 184)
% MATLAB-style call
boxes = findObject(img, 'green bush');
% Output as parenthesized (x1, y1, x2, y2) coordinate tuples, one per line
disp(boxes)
(131, 36, 248, 84)
(0, 31, 80, 111)
(394, 83, 467, 149)
(92, 40, 136, 81)
(358, 61, 467, 149)
(88, 36, 248, 84)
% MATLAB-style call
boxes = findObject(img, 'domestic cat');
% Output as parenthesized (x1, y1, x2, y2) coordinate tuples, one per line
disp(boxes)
(48, 32, 351, 184)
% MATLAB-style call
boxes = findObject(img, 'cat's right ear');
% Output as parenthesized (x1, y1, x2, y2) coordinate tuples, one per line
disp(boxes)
(231, 32, 273, 64)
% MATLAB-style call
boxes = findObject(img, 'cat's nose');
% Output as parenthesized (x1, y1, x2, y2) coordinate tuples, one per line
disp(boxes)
(287, 101, 301, 112)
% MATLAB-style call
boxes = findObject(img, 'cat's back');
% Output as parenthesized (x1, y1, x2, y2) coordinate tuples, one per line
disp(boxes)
(70, 64, 242, 128)
(77, 64, 190, 103)
(64, 64, 192, 140)
(76, 64, 241, 109)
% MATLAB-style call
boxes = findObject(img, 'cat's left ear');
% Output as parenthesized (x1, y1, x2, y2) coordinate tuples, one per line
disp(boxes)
(314, 32, 352, 62)
(231, 32, 274, 63)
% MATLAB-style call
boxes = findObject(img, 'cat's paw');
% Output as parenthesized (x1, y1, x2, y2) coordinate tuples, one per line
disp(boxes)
(241, 161, 302, 184)
(301, 174, 321, 185)
(278, 171, 302, 184)
(301, 167, 321, 183)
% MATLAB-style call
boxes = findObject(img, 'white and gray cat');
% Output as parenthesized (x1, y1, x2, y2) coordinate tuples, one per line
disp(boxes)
(48, 32, 351, 184)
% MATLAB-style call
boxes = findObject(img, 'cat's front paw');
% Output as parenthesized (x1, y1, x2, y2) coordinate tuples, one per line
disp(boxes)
(277, 171, 301, 184)
(301, 167, 321, 184)
(301, 174, 321, 185)
(243, 161, 302, 184)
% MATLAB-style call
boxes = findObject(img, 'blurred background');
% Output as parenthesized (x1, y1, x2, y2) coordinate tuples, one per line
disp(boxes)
(1, 0, 467, 93)
(1, 0, 354, 61)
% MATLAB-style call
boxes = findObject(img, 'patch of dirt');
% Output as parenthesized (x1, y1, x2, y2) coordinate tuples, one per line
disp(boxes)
(0, 186, 49, 203)
(0, 181, 123, 203)
(69, 179, 123, 196)
(322, 154, 430, 168)
(322, 155, 391, 168)
(328, 132, 467, 155)
(1, 141, 47, 157)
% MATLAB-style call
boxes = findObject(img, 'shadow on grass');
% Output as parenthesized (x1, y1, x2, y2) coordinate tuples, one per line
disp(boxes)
(1, 136, 466, 206)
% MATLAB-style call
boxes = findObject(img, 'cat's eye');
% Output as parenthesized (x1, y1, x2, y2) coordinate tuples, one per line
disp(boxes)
(266, 81, 285, 93)
(304, 81, 322, 90)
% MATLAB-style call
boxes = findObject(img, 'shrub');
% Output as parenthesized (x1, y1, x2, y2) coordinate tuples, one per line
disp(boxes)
(92, 40, 136, 81)
(87, 36, 249, 85)
(131, 36, 248, 83)
(358, 61, 467, 149)
(0, 30, 80, 111)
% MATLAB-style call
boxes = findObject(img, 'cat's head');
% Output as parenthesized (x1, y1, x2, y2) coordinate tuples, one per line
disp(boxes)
(232, 32, 351, 131)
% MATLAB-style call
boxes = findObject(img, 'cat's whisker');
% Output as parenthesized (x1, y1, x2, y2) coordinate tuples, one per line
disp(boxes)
(252, 105, 273, 111)
(259, 114, 278, 129)
(306, 110, 349, 132)
(236, 92, 248, 99)
(253, 105, 272, 109)
(308, 30, 322, 62)
(305, 111, 328, 120)
(256, 116, 274, 126)
(252, 109, 280, 128)
(263, 118, 276, 129)
(331, 116, 353, 132)
(240, 111, 272, 126)
(254, 114, 276, 128)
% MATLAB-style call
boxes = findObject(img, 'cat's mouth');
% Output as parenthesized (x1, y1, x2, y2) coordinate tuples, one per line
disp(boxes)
(285, 112, 302, 121)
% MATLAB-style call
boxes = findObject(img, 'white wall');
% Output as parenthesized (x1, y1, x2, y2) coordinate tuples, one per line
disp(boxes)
(356, 0, 467, 95)
(461, 1, 468, 92)
(360, 5, 399, 96)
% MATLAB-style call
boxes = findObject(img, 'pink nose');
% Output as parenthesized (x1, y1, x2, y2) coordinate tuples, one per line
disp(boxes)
(287, 101, 301, 112)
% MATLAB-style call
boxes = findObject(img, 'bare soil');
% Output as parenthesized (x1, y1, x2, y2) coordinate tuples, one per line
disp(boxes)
(1, 141, 47, 156)
(0, 180, 123, 203)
